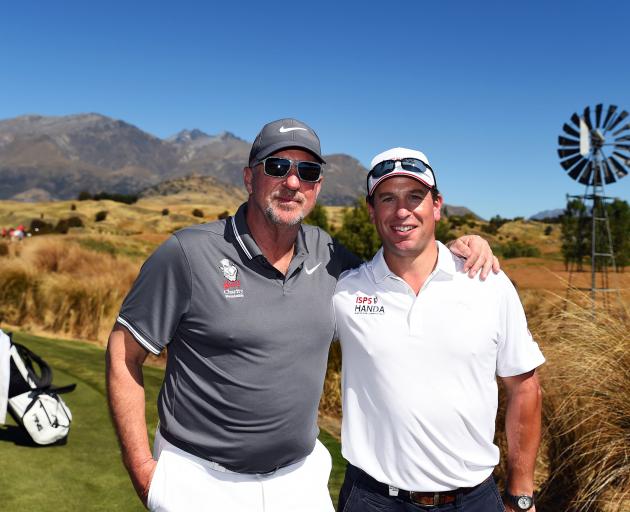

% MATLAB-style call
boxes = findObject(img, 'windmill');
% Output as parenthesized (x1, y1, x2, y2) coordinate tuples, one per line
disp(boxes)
(558, 103, 629, 310)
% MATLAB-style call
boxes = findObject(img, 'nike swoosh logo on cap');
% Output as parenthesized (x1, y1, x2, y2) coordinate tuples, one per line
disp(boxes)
(279, 126, 307, 133)
(304, 263, 321, 275)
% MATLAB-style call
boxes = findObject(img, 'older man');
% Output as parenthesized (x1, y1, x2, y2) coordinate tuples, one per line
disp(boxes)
(334, 147, 544, 512)
(106, 121, 498, 512)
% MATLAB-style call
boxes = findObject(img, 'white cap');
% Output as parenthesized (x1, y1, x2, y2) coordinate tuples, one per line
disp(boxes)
(367, 147, 435, 196)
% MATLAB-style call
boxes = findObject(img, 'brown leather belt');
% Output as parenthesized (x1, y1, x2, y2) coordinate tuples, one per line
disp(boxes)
(348, 464, 490, 508)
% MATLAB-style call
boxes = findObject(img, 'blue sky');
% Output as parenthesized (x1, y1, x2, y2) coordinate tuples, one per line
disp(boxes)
(2, 0, 629, 218)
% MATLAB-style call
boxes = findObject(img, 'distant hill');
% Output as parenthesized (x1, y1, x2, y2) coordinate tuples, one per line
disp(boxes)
(529, 208, 564, 221)
(140, 174, 247, 203)
(0, 113, 364, 205)
(442, 205, 484, 221)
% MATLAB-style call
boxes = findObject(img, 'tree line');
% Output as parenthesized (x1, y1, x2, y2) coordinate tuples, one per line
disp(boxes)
(561, 198, 629, 271)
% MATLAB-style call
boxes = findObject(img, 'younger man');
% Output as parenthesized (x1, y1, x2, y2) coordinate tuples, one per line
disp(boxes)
(334, 148, 544, 511)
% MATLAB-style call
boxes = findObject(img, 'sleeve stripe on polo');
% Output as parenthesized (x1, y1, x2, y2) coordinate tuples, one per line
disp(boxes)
(116, 316, 161, 355)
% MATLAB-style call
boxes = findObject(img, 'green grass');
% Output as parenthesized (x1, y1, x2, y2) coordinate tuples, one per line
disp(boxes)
(0, 332, 346, 510)
(73, 237, 151, 260)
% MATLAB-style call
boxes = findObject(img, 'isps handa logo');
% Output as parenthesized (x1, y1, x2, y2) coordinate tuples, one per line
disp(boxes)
(219, 259, 244, 299)
(354, 295, 385, 315)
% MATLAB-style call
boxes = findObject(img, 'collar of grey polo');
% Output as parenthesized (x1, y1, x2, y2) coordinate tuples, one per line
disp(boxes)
(370, 242, 456, 284)
(230, 203, 308, 261)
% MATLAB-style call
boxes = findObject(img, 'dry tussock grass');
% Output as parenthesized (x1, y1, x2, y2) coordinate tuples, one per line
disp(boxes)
(0, 237, 137, 342)
(532, 298, 629, 512)
(18, 237, 131, 277)
(319, 342, 342, 417)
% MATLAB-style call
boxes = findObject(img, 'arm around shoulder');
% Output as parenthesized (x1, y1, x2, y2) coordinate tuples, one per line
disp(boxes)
(446, 234, 500, 279)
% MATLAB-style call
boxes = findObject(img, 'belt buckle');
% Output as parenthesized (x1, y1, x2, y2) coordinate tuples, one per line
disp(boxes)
(409, 491, 440, 508)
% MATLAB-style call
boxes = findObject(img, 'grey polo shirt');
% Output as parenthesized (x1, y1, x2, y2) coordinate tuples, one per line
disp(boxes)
(117, 203, 360, 473)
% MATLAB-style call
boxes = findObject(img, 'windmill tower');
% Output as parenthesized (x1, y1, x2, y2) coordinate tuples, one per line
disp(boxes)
(558, 104, 629, 310)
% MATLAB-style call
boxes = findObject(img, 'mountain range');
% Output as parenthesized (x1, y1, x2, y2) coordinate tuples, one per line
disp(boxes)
(2, 113, 540, 220)
(0, 113, 365, 205)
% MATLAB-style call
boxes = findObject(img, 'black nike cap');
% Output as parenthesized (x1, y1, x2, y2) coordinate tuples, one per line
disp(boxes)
(248, 118, 325, 166)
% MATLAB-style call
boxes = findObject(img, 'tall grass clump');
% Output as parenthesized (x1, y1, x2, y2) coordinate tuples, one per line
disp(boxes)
(0, 237, 138, 342)
(533, 300, 629, 511)
(319, 342, 342, 417)
(0, 260, 36, 325)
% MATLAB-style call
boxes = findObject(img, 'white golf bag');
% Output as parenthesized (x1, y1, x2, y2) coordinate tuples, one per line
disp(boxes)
(3, 332, 76, 445)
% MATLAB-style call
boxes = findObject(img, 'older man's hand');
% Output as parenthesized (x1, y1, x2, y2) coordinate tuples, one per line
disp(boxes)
(447, 234, 500, 280)
(128, 456, 157, 508)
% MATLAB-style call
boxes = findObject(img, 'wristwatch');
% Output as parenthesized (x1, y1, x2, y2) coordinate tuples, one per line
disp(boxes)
(505, 492, 534, 510)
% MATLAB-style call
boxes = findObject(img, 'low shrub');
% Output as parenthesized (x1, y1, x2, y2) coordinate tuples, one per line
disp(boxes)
(494, 241, 540, 259)
(161, 208, 169, 216)
(30, 219, 54, 235)
(67, 216, 84, 228)
(55, 219, 70, 234)
(95, 211, 108, 222)
(192, 208, 204, 218)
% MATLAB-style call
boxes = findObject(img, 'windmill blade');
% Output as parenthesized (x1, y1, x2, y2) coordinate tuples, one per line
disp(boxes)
(583, 107, 593, 130)
(558, 147, 580, 158)
(595, 104, 603, 128)
(607, 110, 629, 132)
(578, 161, 594, 184)
(559, 136, 579, 147)
(562, 123, 580, 138)
(560, 154, 584, 170)
(567, 157, 589, 180)
(608, 155, 629, 178)
(612, 151, 630, 166)
(602, 105, 618, 130)
(616, 135, 630, 142)
(602, 160, 616, 184)
(612, 123, 630, 136)
(570, 112, 581, 129)
(614, 143, 630, 151)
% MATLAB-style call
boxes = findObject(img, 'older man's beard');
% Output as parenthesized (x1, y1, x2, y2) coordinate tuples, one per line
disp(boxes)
(264, 205, 305, 226)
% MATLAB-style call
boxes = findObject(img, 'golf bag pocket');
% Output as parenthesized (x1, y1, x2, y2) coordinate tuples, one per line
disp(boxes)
(6, 338, 76, 445)
(11, 388, 73, 444)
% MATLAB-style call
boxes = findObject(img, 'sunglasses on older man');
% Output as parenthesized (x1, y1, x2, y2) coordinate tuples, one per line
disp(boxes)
(253, 157, 323, 183)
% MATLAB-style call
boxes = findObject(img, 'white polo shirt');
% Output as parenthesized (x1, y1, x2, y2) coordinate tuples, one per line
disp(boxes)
(333, 242, 545, 491)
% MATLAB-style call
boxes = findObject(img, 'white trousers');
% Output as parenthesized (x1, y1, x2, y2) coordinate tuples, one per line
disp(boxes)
(148, 430, 335, 512)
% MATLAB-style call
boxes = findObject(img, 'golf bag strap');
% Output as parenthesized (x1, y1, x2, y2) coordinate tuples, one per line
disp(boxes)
(12, 342, 53, 389)
(49, 384, 77, 394)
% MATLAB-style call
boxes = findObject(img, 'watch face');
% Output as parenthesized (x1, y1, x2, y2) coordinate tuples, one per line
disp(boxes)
(517, 496, 533, 509)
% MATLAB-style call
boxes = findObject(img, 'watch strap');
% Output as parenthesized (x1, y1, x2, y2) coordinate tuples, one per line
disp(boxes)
(505, 492, 534, 510)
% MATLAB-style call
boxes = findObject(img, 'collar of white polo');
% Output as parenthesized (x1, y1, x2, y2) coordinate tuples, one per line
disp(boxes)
(370, 242, 458, 284)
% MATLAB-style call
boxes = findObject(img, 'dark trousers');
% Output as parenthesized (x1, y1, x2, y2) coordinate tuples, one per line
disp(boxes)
(338, 464, 506, 511)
